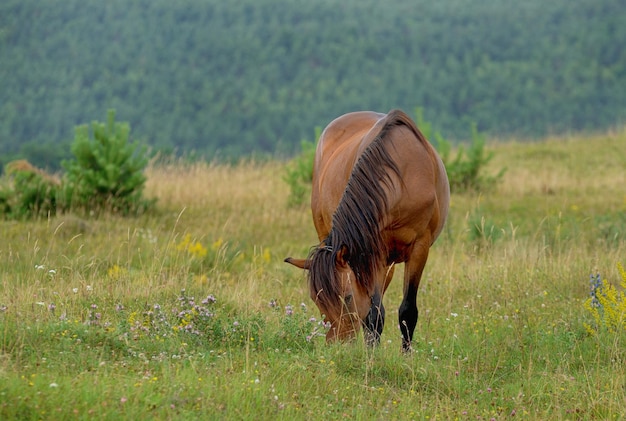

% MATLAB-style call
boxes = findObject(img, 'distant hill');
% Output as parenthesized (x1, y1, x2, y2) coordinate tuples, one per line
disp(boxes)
(1, 0, 625, 168)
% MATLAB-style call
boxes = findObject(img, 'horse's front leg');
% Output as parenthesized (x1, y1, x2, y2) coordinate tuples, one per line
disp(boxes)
(364, 289, 385, 346)
(363, 264, 395, 346)
(398, 243, 429, 352)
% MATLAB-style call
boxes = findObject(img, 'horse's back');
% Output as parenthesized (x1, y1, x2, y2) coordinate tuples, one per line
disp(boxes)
(312, 112, 386, 238)
(311, 110, 449, 245)
(314, 111, 385, 175)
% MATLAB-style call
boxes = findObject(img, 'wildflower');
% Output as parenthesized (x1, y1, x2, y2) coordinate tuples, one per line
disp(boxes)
(583, 265, 626, 334)
(589, 273, 602, 308)
(86, 285, 93, 291)
(49, 383, 58, 388)
(48, 303, 56, 313)
(35, 265, 45, 270)
(188, 241, 207, 258)
(211, 237, 224, 251)
(268, 299, 277, 308)
(178, 234, 207, 258)
(0, 305, 7, 312)
(72, 288, 78, 294)
(201, 295, 216, 305)
(285, 305, 294, 316)
(120, 397, 128, 404)
(300, 302, 307, 312)
(116, 303, 124, 312)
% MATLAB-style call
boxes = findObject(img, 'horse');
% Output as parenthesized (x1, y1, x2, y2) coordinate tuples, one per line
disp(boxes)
(285, 109, 449, 352)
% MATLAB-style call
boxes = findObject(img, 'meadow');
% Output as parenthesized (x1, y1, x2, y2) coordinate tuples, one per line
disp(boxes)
(1, 130, 625, 420)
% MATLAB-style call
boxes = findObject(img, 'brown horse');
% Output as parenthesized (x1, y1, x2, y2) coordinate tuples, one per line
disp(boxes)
(285, 109, 449, 352)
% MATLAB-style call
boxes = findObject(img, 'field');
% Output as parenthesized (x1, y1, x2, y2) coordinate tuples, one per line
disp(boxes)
(1, 131, 626, 420)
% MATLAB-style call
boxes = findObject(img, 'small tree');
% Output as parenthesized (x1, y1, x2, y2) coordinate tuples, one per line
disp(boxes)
(62, 110, 152, 215)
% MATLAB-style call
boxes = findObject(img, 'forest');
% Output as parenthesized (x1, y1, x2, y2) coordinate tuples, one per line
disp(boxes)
(1, 0, 625, 169)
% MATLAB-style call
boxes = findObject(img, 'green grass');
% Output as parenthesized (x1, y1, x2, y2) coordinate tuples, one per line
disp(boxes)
(1, 132, 626, 420)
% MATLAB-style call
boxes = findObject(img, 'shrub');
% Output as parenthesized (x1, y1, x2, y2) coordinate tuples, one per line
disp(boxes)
(283, 130, 318, 207)
(62, 109, 153, 215)
(0, 160, 60, 219)
(414, 108, 505, 193)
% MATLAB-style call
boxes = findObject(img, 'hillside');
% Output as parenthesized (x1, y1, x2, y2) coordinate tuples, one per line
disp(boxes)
(1, 0, 625, 169)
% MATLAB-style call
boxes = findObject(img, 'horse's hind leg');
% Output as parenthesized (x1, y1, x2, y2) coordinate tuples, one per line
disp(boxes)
(398, 242, 429, 352)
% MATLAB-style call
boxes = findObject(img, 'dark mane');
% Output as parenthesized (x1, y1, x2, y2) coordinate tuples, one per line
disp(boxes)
(309, 110, 412, 311)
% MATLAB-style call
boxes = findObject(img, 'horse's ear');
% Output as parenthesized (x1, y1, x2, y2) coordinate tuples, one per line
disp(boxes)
(335, 245, 349, 268)
(284, 257, 311, 270)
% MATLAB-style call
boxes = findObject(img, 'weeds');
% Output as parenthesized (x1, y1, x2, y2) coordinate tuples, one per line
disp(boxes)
(584, 264, 626, 334)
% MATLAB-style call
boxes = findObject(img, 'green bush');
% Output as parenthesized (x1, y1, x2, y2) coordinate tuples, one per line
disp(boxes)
(0, 110, 153, 219)
(62, 110, 153, 215)
(0, 160, 60, 219)
(283, 130, 319, 207)
(415, 108, 505, 193)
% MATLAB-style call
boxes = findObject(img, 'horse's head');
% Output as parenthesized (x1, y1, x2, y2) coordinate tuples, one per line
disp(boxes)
(285, 246, 375, 343)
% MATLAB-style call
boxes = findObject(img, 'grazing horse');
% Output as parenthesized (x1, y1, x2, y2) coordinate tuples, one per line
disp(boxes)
(285, 109, 449, 352)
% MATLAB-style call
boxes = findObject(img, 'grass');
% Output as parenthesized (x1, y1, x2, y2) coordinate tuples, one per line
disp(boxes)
(1, 130, 626, 420)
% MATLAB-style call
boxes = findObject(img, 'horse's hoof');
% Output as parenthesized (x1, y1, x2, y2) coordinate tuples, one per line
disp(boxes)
(401, 342, 414, 354)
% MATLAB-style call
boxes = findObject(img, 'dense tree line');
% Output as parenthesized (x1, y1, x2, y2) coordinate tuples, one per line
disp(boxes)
(1, 0, 625, 169)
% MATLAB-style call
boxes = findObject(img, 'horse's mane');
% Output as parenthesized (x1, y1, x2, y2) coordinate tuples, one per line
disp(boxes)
(309, 109, 419, 311)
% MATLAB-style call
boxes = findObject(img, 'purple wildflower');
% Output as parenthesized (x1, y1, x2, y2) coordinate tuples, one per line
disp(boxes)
(589, 273, 602, 308)
(202, 295, 216, 305)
